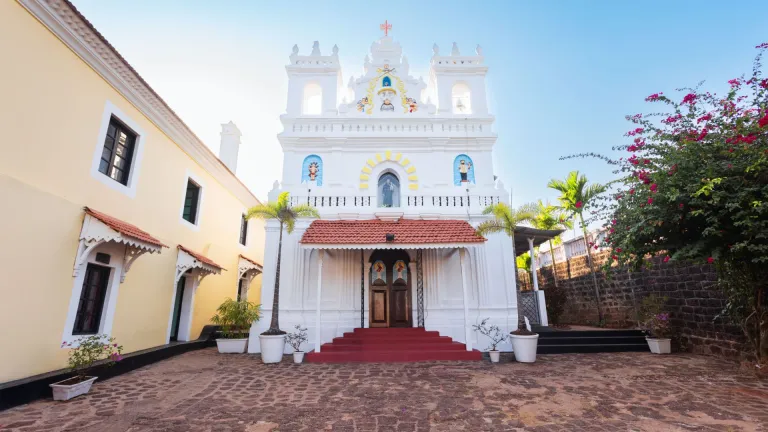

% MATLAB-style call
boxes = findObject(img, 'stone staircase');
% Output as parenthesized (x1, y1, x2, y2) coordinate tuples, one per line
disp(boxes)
(536, 328, 650, 354)
(305, 327, 483, 363)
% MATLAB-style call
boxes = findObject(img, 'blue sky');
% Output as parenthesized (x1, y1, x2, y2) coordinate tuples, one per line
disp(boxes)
(71, 0, 767, 212)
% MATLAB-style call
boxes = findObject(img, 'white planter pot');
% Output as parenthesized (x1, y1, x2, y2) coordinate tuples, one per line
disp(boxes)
(646, 337, 671, 354)
(489, 350, 500, 363)
(293, 351, 305, 364)
(216, 338, 248, 354)
(50, 376, 98, 401)
(510, 334, 539, 363)
(259, 334, 286, 363)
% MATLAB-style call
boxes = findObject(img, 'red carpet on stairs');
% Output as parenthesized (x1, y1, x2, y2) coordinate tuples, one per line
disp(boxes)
(305, 327, 482, 363)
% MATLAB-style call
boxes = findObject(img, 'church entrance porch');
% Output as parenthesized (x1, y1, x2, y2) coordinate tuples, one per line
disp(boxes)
(369, 249, 412, 328)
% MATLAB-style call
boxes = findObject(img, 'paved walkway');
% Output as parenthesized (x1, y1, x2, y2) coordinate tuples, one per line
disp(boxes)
(1, 349, 766, 431)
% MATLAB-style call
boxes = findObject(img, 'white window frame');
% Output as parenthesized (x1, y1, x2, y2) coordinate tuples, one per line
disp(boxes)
(179, 170, 205, 231)
(90, 100, 146, 198)
(61, 242, 125, 347)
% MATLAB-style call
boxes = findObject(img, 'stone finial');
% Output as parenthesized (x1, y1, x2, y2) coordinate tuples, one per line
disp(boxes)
(292, 44, 299, 55)
(311, 41, 320, 56)
(475, 44, 483, 56)
(432, 43, 439, 55)
(451, 42, 460, 56)
(332, 44, 339, 55)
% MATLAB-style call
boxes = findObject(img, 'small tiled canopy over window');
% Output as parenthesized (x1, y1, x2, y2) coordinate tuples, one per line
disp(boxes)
(98, 117, 137, 185)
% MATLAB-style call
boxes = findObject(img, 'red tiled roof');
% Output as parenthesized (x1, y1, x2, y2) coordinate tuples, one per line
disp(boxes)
(178, 245, 225, 270)
(239, 254, 263, 267)
(85, 207, 167, 248)
(300, 220, 486, 245)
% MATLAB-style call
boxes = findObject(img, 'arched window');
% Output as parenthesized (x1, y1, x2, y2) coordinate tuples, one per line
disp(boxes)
(378, 172, 400, 208)
(453, 154, 475, 185)
(451, 83, 472, 114)
(302, 82, 322, 115)
(301, 155, 323, 186)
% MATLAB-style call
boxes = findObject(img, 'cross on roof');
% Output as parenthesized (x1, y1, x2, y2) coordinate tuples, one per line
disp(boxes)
(380, 20, 392, 37)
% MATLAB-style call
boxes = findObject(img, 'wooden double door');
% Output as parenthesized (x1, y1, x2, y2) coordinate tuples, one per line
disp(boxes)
(369, 250, 412, 328)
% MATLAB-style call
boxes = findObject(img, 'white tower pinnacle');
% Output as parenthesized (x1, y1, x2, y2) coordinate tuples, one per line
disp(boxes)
(219, 121, 242, 173)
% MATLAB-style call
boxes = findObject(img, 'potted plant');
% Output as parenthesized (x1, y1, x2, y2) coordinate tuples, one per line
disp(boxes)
(285, 324, 309, 364)
(509, 315, 539, 363)
(211, 298, 261, 353)
(472, 318, 507, 363)
(51, 335, 123, 401)
(246, 192, 319, 363)
(640, 294, 672, 354)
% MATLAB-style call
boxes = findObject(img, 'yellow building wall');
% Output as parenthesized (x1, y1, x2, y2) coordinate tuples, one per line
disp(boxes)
(0, 1, 265, 383)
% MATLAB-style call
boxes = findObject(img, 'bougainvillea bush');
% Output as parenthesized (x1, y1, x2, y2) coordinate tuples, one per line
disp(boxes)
(579, 44, 768, 363)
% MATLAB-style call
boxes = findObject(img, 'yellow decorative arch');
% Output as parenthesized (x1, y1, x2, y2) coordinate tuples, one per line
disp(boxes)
(359, 151, 418, 190)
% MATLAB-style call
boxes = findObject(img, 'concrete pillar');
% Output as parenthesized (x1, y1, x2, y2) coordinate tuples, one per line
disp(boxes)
(459, 248, 472, 351)
(314, 249, 324, 352)
(528, 237, 539, 292)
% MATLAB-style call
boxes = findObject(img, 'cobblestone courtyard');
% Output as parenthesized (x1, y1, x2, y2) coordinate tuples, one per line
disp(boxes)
(1, 349, 766, 431)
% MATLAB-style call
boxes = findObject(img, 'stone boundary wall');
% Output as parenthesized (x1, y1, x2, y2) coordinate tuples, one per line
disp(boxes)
(536, 251, 748, 359)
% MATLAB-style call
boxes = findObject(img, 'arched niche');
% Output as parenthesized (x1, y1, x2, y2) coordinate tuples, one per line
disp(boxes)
(301, 155, 323, 186)
(302, 82, 322, 115)
(377, 171, 401, 208)
(451, 82, 472, 114)
(453, 154, 475, 185)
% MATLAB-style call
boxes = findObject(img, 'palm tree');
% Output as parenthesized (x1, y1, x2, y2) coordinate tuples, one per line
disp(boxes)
(547, 171, 606, 322)
(246, 192, 319, 335)
(476, 202, 537, 329)
(532, 200, 572, 288)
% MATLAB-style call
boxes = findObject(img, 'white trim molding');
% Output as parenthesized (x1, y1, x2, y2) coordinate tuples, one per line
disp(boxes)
(18, 0, 261, 208)
(300, 243, 480, 250)
(89, 100, 146, 198)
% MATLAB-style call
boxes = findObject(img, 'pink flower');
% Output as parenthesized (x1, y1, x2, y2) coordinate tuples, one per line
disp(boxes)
(728, 78, 741, 87)
(575, 201, 583, 209)
(629, 189, 635, 195)
(643, 159, 651, 165)
(756, 42, 768, 49)
(697, 113, 712, 123)
(647, 197, 654, 204)
(707, 257, 714, 264)
(759, 114, 768, 128)
(650, 183, 658, 193)
(645, 93, 662, 101)
(681, 93, 697, 105)
(760, 79, 768, 89)
(616, 248, 622, 253)
(663, 256, 670, 263)
(611, 219, 617, 225)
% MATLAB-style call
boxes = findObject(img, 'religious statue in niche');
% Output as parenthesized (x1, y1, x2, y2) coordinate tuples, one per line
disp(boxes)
(372, 260, 386, 284)
(453, 154, 475, 186)
(458, 159, 472, 182)
(308, 161, 319, 181)
(406, 97, 418, 113)
(380, 98, 395, 112)
(301, 154, 323, 186)
(356, 96, 369, 112)
(379, 173, 398, 207)
(382, 76, 392, 87)
(393, 260, 407, 283)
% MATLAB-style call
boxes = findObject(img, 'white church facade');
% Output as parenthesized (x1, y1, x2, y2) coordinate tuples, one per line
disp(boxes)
(249, 33, 550, 356)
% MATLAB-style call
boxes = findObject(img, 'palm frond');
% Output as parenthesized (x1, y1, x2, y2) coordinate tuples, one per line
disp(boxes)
(291, 204, 320, 219)
(475, 220, 510, 237)
(246, 204, 279, 220)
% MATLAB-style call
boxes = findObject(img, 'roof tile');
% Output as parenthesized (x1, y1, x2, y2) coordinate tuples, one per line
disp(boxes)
(85, 207, 167, 248)
(300, 219, 486, 245)
(178, 245, 225, 270)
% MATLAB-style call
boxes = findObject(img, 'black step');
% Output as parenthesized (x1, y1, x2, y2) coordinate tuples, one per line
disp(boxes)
(538, 336, 648, 346)
(538, 343, 650, 354)
(537, 330, 644, 338)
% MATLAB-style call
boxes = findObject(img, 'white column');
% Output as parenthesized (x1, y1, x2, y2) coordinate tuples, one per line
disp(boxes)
(459, 248, 472, 351)
(528, 237, 539, 292)
(314, 249, 324, 352)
